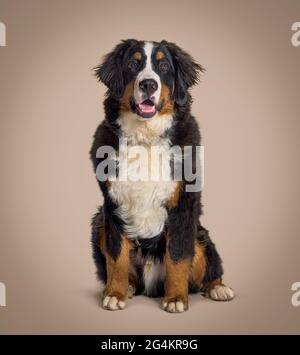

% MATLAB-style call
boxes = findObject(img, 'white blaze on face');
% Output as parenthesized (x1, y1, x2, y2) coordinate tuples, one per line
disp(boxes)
(134, 42, 162, 106)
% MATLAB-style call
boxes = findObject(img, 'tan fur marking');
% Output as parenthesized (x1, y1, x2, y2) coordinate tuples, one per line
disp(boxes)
(133, 51, 142, 60)
(189, 241, 207, 286)
(104, 237, 133, 301)
(203, 278, 223, 292)
(158, 84, 174, 116)
(120, 81, 134, 112)
(156, 51, 164, 61)
(166, 182, 182, 209)
(99, 227, 138, 296)
(163, 236, 190, 308)
(98, 226, 106, 252)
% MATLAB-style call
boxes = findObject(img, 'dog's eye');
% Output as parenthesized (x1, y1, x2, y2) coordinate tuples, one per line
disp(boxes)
(128, 60, 139, 71)
(159, 62, 169, 73)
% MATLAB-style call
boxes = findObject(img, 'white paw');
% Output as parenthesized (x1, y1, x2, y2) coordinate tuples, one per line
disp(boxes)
(102, 295, 126, 311)
(163, 300, 187, 313)
(208, 285, 235, 301)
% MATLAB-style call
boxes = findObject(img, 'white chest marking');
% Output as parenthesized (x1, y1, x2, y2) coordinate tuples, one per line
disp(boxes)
(143, 259, 165, 295)
(117, 111, 173, 145)
(109, 137, 176, 239)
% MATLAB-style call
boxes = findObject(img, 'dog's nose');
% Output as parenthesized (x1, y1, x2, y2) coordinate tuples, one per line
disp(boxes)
(139, 79, 158, 96)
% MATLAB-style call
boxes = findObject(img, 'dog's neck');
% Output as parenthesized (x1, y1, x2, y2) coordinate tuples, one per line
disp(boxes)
(103, 94, 192, 145)
(116, 111, 173, 146)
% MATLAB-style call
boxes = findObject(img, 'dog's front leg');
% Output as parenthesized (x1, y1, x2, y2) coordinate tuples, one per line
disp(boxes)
(163, 241, 191, 313)
(163, 190, 198, 313)
(100, 198, 132, 311)
(102, 234, 131, 311)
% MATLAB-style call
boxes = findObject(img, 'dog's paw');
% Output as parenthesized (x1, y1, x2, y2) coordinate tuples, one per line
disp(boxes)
(207, 285, 235, 301)
(102, 295, 126, 311)
(127, 284, 136, 299)
(162, 297, 188, 313)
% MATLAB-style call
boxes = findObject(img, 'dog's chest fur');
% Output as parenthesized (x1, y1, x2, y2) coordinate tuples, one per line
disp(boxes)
(108, 112, 176, 239)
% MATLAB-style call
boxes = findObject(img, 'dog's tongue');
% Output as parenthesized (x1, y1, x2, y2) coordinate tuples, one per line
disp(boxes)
(138, 100, 155, 114)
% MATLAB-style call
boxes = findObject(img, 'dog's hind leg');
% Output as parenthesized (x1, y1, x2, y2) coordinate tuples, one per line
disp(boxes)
(203, 278, 235, 301)
(196, 224, 235, 301)
(91, 206, 107, 284)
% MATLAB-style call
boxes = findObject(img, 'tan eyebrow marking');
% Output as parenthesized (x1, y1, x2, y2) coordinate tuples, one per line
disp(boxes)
(156, 51, 164, 60)
(133, 51, 142, 60)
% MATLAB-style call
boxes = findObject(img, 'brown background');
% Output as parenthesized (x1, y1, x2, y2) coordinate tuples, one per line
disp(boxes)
(0, 0, 300, 334)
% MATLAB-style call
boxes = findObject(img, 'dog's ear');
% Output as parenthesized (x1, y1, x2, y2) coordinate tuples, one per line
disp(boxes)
(94, 39, 136, 99)
(162, 41, 205, 105)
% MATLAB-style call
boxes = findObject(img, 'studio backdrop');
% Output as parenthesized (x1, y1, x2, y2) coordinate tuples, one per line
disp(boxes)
(0, 0, 299, 334)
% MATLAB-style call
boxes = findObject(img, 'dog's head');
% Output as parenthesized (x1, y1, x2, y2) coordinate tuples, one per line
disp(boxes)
(95, 39, 204, 120)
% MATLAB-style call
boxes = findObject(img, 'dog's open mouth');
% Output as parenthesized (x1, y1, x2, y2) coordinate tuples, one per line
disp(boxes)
(136, 99, 156, 118)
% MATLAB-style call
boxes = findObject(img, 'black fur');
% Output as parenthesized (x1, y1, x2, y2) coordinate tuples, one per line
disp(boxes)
(90, 39, 224, 297)
(94, 39, 141, 99)
(162, 41, 204, 105)
(91, 207, 223, 297)
(91, 206, 107, 283)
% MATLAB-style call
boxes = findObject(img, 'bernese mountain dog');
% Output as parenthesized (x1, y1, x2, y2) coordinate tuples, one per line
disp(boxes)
(90, 39, 235, 313)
